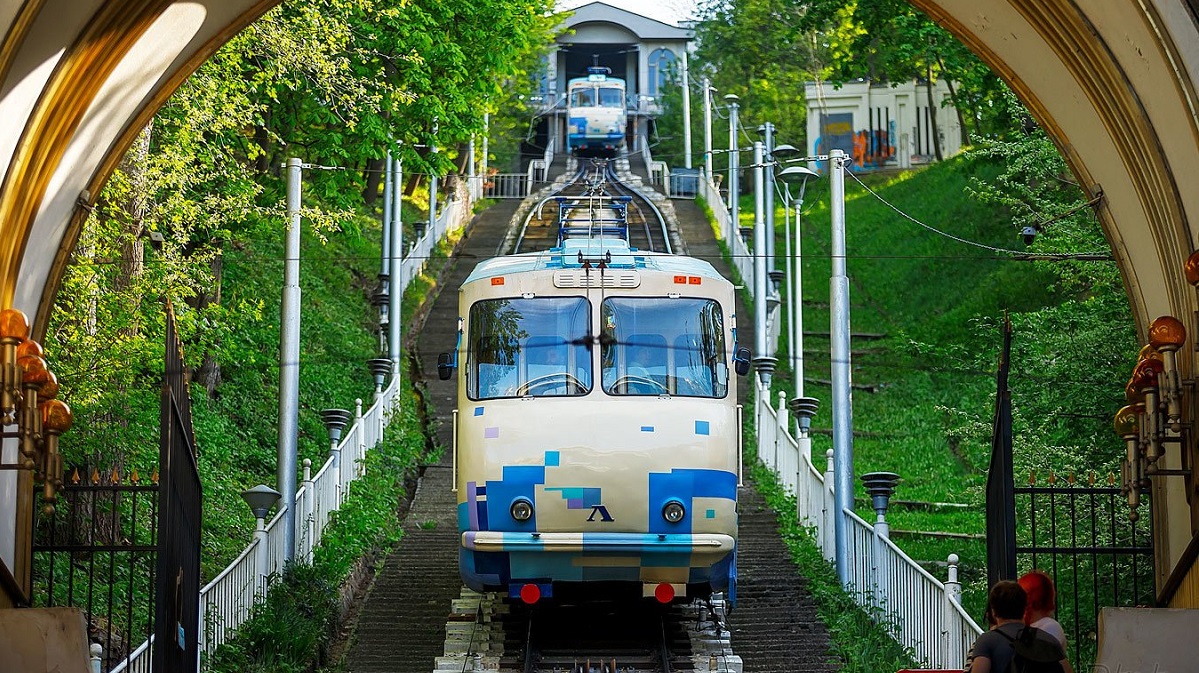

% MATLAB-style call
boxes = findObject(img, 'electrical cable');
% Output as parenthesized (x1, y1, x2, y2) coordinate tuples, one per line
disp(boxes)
(843, 168, 1111, 260)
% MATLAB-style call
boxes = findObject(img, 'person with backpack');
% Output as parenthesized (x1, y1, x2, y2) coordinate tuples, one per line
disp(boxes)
(964, 580, 1072, 673)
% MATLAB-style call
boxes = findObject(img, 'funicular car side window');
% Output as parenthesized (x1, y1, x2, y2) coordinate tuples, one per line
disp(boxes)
(468, 297, 592, 400)
(600, 297, 728, 397)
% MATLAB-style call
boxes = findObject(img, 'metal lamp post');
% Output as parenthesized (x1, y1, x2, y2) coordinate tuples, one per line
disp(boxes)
(750, 141, 777, 384)
(389, 148, 403, 372)
(776, 164, 819, 406)
(681, 51, 692, 169)
(702, 78, 713, 181)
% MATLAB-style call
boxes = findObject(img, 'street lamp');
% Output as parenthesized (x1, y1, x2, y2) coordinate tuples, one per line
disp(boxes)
(776, 165, 820, 414)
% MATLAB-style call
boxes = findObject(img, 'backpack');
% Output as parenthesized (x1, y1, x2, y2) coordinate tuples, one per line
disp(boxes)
(997, 626, 1065, 673)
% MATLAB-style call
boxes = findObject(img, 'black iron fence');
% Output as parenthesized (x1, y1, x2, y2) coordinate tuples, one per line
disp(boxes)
(1014, 470, 1154, 669)
(32, 465, 159, 671)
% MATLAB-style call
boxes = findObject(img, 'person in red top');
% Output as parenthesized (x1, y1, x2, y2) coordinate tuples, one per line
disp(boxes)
(1018, 570, 1069, 655)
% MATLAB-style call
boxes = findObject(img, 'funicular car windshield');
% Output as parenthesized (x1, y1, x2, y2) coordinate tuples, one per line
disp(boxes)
(599, 297, 728, 397)
(597, 87, 624, 108)
(468, 297, 592, 400)
(570, 87, 595, 107)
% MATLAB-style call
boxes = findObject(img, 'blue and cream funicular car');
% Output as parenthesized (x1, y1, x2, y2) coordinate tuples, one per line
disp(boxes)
(441, 237, 751, 606)
(565, 66, 627, 157)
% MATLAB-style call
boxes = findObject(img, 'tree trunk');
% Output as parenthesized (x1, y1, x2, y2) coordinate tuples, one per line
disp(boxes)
(363, 157, 384, 205)
(193, 252, 224, 397)
(110, 122, 153, 334)
(925, 64, 944, 162)
(937, 55, 972, 146)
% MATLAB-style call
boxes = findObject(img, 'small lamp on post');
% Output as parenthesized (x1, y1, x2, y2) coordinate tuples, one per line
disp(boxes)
(367, 358, 392, 395)
(860, 472, 901, 538)
(241, 484, 280, 593)
(414, 220, 427, 240)
(320, 407, 352, 464)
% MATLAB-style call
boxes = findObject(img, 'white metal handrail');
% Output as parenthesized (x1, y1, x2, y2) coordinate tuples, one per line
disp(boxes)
(111, 181, 476, 673)
(704, 172, 982, 662)
(752, 381, 983, 667)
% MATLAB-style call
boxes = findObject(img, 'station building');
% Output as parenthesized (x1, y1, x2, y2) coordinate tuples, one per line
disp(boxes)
(805, 79, 965, 171)
(533, 2, 693, 155)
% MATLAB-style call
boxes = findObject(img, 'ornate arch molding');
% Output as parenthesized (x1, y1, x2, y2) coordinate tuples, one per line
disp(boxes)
(911, 0, 1198, 336)
(0, 0, 278, 338)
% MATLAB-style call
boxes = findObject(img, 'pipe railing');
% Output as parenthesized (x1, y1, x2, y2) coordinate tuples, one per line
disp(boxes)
(111, 179, 475, 673)
(704, 169, 981, 662)
(752, 379, 982, 667)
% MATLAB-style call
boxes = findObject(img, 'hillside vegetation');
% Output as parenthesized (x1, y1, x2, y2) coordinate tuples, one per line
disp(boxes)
(742, 146, 1137, 616)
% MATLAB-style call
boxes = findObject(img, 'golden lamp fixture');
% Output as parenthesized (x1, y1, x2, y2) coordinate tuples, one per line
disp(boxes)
(0, 308, 72, 514)
(1115, 316, 1189, 521)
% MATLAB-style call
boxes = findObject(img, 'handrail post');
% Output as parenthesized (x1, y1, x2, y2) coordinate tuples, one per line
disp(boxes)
(822, 449, 836, 561)
(302, 459, 315, 563)
(943, 552, 963, 666)
(355, 398, 365, 480)
(776, 391, 786, 478)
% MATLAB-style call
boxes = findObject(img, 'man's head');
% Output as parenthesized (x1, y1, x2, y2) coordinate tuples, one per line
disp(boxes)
(987, 580, 1027, 621)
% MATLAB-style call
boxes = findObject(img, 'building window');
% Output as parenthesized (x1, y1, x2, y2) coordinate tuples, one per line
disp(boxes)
(647, 49, 677, 98)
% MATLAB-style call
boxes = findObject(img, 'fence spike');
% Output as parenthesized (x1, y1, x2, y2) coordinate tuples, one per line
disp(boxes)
(130, 468, 140, 485)
(110, 467, 120, 484)
(150, 468, 159, 485)
(1028, 469, 1036, 486)
(1108, 472, 1116, 486)
(1088, 471, 1096, 486)
(70, 467, 80, 485)
(1048, 470, 1057, 486)
(90, 468, 100, 485)
(1068, 472, 1076, 485)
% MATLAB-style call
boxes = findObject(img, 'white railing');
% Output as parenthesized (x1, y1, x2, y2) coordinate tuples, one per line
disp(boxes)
(473, 172, 529, 199)
(705, 170, 980, 663)
(111, 180, 475, 673)
(753, 384, 983, 668)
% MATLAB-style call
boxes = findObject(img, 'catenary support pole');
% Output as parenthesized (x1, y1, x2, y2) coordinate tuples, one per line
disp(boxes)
(428, 150, 438, 238)
(389, 149, 403, 372)
(278, 157, 303, 563)
(763, 122, 776, 271)
(829, 148, 854, 587)
(726, 96, 740, 229)
(681, 51, 692, 169)
(753, 141, 768, 370)
(702, 78, 713, 181)
(481, 113, 490, 187)
(381, 150, 392, 279)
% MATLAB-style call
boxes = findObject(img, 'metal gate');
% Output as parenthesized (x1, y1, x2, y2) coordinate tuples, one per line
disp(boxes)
(32, 466, 159, 672)
(987, 317, 1153, 670)
(1013, 472, 1154, 668)
(154, 300, 202, 672)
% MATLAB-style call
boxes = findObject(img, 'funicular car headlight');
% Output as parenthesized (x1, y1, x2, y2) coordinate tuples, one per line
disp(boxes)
(662, 501, 685, 524)
(511, 498, 534, 522)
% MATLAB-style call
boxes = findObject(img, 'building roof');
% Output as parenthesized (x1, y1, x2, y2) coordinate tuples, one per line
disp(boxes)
(556, 2, 694, 42)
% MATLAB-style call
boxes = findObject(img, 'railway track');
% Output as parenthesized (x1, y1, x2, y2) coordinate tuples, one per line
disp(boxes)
(438, 590, 740, 673)
(513, 158, 671, 254)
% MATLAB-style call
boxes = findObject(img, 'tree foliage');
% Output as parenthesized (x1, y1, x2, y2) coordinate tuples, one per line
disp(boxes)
(46, 0, 555, 575)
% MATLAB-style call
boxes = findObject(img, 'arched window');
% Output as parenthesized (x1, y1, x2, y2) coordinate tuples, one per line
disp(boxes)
(646, 48, 677, 98)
